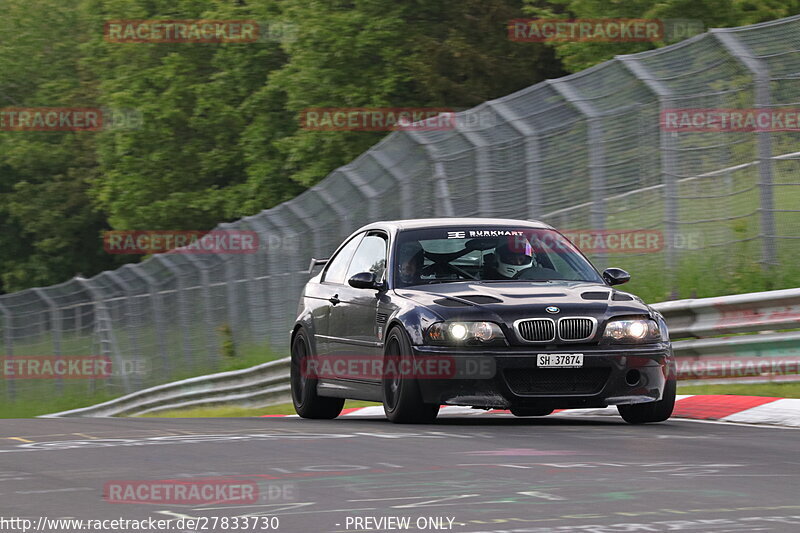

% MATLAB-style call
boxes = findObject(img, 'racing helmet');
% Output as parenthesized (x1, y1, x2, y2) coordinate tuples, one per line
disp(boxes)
(397, 241, 424, 284)
(495, 239, 533, 278)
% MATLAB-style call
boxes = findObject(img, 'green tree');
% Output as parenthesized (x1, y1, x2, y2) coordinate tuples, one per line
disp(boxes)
(0, 0, 121, 292)
(269, 0, 564, 187)
(523, 0, 800, 72)
(84, 0, 298, 230)
(2, 0, 564, 291)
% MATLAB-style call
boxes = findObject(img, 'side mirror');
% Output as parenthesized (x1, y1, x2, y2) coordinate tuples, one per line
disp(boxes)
(603, 267, 631, 286)
(348, 272, 385, 290)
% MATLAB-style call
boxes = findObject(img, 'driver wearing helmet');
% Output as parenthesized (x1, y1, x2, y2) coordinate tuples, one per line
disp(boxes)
(485, 238, 534, 279)
(396, 241, 425, 286)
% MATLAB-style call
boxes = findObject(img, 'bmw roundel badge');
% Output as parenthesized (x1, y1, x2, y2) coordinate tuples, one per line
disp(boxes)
(545, 306, 560, 314)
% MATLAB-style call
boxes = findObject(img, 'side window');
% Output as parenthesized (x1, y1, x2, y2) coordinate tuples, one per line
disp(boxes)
(346, 234, 387, 281)
(323, 234, 363, 284)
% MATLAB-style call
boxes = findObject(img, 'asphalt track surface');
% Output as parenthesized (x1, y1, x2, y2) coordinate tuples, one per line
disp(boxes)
(1, 414, 799, 533)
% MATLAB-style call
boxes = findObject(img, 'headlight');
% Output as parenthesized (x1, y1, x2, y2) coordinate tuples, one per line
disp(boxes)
(426, 321, 507, 346)
(603, 319, 661, 343)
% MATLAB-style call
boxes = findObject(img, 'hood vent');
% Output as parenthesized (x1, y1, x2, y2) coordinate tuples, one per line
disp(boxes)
(456, 294, 503, 305)
(581, 291, 610, 300)
(612, 292, 634, 301)
(433, 298, 473, 307)
(499, 291, 567, 299)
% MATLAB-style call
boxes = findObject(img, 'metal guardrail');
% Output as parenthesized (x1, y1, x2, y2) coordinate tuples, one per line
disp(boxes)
(41, 358, 291, 418)
(653, 287, 800, 338)
(44, 288, 800, 417)
(655, 288, 800, 383)
(653, 289, 800, 357)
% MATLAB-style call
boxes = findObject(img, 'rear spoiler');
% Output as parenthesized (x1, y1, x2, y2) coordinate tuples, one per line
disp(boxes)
(305, 257, 329, 274)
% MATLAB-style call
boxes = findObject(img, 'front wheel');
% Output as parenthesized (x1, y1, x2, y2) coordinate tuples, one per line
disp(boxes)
(291, 330, 344, 419)
(382, 327, 439, 424)
(617, 379, 676, 424)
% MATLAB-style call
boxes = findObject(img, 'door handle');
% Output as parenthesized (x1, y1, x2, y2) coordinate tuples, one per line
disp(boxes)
(329, 294, 340, 305)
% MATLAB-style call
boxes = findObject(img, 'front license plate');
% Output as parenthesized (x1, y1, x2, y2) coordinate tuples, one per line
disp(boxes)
(537, 353, 584, 368)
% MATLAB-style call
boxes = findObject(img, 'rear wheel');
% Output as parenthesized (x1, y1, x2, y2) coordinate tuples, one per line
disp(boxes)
(510, 407, 554, 417)
(618, 379, 676, 424)
(382, 327, 439, 424)
(291, 330, 344, 419)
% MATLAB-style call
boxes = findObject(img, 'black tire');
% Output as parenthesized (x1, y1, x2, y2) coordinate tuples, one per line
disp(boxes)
(618, 378, 676, 424)
(382, 327, 439, 424)
(510, 407, 554, 417)
(291, 330, 344, 419)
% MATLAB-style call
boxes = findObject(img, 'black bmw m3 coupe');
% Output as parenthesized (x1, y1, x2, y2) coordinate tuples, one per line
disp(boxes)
(290, 218, 676, 424)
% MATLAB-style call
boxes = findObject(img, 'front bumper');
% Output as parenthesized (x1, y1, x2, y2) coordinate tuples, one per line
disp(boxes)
(412, 344, 673, 410)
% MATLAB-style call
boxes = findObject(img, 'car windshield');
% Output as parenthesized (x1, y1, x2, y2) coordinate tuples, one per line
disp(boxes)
(394, 226, 603, 287)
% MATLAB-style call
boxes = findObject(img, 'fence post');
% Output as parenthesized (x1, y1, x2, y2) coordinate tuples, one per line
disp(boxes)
(341, 167, 381, 222)
(242, 247, 261, 344)
(222, 255, 241, 347)
(75, 277, 131, 393)
(370, 149, 414, 220)
(488, 100, 543, 219)
(286, 199, 322, 257)
(153, 255, 194, 371)
(32, 288, 63, 394)
(549, 79, 607, 269)
(713, 30, 777, 270)
(404, 131, 455, 217)
(214, 223, 243, 347)
(124, 264, 170, 379)
(242, 216, 274, 343)
(453, 123, 493, 216)
(0, 300, 14, 400)
(618, 56, 679, 297)
(314, 186, 355, 239)
(103, 271, 144, 390)
(181, 254, 218, 369)
(255, 211, 296, 349)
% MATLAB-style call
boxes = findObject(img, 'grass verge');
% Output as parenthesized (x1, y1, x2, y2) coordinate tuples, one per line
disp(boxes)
(0, 343, 285, 418)
(678, 381, 800, 398)
(138, 400, 380, 418)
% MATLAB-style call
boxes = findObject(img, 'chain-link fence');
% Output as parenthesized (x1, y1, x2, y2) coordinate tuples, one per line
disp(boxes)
(1, 15, 799, 400)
